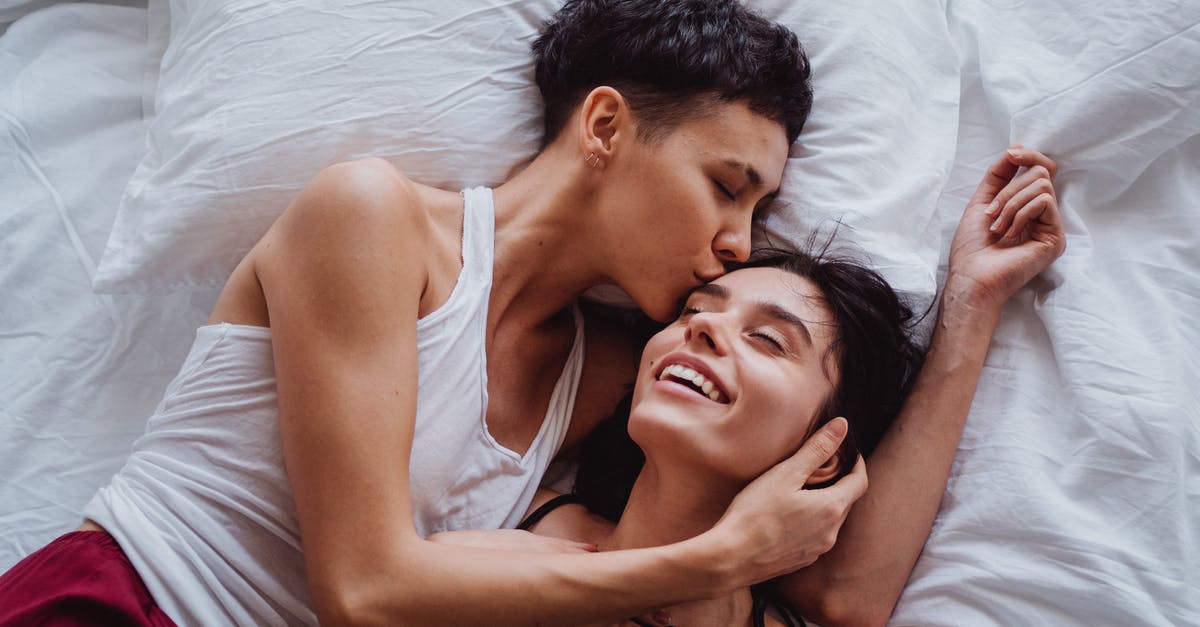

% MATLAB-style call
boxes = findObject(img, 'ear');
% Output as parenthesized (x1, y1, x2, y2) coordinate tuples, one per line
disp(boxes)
(803, 444, 844, 487)
(575, 86, 628, 166)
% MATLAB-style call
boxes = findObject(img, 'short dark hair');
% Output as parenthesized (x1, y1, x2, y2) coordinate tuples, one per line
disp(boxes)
(573, 247, 923, 520)
(531, 0, 813, 146)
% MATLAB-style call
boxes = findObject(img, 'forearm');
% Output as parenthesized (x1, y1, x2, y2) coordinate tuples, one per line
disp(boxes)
(780, 285, 1001, 625)
(340, 530, 738, 625)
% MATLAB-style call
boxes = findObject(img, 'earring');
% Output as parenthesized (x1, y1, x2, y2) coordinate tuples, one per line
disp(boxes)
(584, 152, 601, 168)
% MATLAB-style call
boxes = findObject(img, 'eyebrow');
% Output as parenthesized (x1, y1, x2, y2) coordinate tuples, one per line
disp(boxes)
(691, 283, 730, 299)
(721, 160, 781, 202)
(759, 301, 814, 348)
(689, 283, 814, 347)
(722, 160, 763, 187)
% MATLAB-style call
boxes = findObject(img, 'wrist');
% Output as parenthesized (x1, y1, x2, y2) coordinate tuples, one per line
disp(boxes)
(673, 527, 741, 599)
(938, 274, 1004, 333)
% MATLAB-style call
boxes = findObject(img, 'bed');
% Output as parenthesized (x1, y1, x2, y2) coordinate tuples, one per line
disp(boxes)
(1, 1, 1196, 624)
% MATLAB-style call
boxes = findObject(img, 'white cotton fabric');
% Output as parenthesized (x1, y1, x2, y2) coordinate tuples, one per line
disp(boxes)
(889, 1, 1200, 625)
(80, 188, 584, 625)
(90, 0, 961, 295)
(0, 2, 1198, 625)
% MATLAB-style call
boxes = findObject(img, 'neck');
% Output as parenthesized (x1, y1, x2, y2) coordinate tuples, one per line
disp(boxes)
(487, 141, 612, 333)
(602, 458, 743, 552)
(596, 460, 754, 626)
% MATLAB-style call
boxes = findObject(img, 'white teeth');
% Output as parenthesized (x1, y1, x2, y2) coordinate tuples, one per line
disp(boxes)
(658, 363, 724, 402)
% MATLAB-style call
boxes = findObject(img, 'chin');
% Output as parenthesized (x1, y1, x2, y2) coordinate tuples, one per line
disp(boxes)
(621, 279, 687, 323)
(628, 406, 733, 472)
(639, 293, 686, 324)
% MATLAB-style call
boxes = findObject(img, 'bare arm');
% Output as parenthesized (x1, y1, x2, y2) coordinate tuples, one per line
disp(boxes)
(257, 159, 865, 626)
(779, 147, 1066, 626)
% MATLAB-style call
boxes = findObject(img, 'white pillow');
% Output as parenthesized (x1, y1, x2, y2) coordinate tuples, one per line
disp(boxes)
(754, 0, 960, 303)
(94, 0, 960, 296)
(1, 0, 59, 26)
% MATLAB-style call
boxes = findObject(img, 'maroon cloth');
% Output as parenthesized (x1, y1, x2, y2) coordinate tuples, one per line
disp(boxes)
(0, 531, 176, 627)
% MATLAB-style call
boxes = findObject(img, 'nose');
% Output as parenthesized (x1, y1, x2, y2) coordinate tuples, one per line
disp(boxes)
(684, 310, 729, 355)
(713, 214, 752, 263)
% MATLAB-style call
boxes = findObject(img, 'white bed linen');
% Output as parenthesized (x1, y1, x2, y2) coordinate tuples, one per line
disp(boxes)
(0, 1, 218, 565)
(891, 2, 1200, 625)
(0, 1, 1196, 625)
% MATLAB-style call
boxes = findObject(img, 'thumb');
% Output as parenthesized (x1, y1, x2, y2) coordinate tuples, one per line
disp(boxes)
(780, 417, 848, 481)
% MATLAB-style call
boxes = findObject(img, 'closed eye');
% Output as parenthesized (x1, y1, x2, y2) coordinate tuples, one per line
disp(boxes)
(750, 331, 784, 351)
(712, 179, 736, 201)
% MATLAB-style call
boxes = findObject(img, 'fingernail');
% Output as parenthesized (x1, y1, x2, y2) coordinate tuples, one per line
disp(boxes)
(987, 201, 999, 216)
(1007, 148, 1021, 158)
(827, 417, 847, 437)
(652, 610, 673, 625)
(583, 543, 599, 552)
(990, 218, 1002, 232)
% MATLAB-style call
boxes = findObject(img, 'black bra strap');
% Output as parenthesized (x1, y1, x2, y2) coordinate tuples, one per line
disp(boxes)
(517, 493, 583, 531)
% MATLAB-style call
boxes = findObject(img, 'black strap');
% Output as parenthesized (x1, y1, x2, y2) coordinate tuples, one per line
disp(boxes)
(751, 585, 806, 627)
(517, 493, 583, 531)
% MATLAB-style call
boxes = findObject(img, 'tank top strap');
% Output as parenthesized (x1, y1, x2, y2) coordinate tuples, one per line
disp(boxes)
(532, 301, 586, 466)
(460, 187, 495, 287)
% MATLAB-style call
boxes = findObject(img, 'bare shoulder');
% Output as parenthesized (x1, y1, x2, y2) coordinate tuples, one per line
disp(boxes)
(212, 158, 458, 326)
(523, 489, 613, 546)
(272, 158, 430, 238)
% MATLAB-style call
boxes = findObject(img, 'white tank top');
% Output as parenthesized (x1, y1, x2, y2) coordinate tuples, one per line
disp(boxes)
(82, 187, 584, 626)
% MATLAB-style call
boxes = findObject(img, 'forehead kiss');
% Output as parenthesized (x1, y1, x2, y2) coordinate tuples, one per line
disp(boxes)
(652, 266, 841, 402)
(683, 268, 837, 351)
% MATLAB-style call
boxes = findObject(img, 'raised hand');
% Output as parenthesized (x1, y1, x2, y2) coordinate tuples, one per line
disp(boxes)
(947, 145, 1067, 311)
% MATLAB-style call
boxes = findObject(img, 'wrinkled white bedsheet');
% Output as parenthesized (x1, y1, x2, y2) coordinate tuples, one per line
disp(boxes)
(0, 0, 219, 566)
(890, 2, 1200, 625)
(0, 1, 1196, 625)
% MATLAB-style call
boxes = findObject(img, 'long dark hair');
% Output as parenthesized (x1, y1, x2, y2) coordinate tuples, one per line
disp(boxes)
(573, 246, 924, 520)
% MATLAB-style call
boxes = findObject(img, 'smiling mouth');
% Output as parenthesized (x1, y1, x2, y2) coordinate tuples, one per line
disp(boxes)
(657, 364, 729, 403)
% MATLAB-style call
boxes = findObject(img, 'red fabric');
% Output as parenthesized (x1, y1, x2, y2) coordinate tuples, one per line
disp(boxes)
(0, 531, 177, 627)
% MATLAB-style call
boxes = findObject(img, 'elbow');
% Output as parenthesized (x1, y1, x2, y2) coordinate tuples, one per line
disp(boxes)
(311, 563, 427, 627)
(317, 586, 427, 627)
(785, 581, 895, 627)
(806, 599, 893, 627)
(307, 533, 438, 626)
(314, 584, 386, 627)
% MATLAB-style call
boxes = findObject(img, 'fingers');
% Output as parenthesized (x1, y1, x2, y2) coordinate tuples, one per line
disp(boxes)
(1008, 193, 1057, 240)
(844, 455, 868, 500)
(781, 417, 849, 481)
(1005, 145, 1058, 178)
(816, 454, 868, 510)
(528, 532, 597, 554)
(565, 540, 600, 553)
(969, 145, 1058, 211)
(985, 147, 1059, 239)
(968, 152, 1021, 209)
(632, 610, 674, 627)
(987, 170, 1054, 237)
(519, 536, 597, 554)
